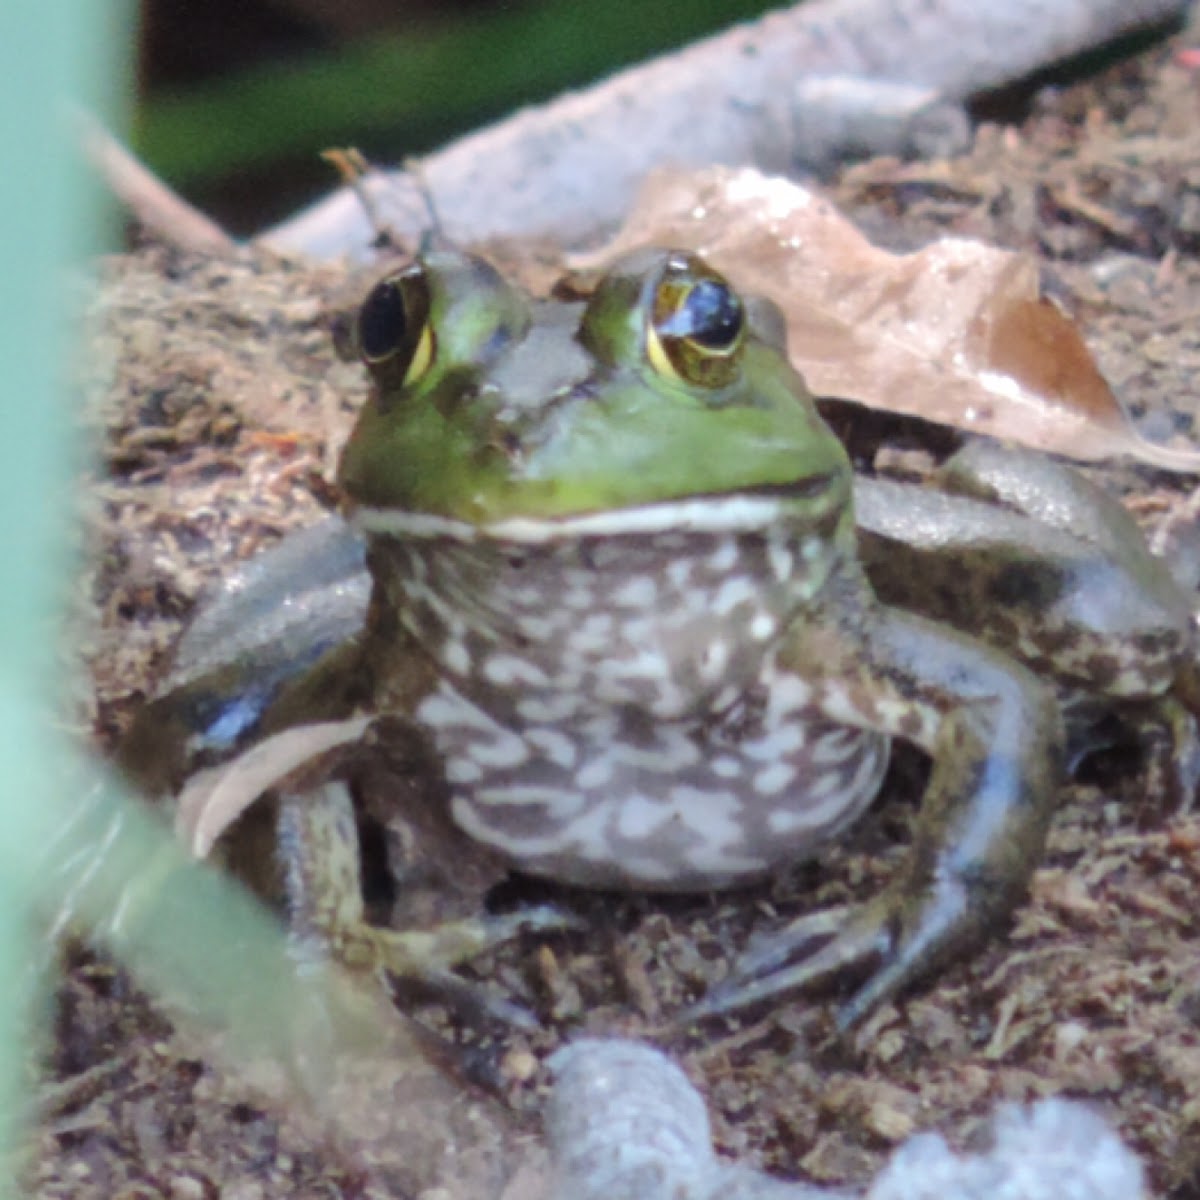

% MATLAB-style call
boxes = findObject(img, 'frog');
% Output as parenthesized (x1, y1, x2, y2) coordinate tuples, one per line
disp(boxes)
(119, 247, 1198, 1031)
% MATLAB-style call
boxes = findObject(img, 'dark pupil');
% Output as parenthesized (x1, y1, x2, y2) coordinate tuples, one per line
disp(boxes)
(359, 280, 407, 360)
(675, 280, 742, 349)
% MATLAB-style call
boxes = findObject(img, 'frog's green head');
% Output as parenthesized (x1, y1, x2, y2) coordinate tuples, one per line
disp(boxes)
(339, 248, 852, 540)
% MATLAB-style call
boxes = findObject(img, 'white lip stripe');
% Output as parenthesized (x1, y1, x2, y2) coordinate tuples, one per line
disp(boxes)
(354, 509, 478, 539)
(353, 494, 791, 544)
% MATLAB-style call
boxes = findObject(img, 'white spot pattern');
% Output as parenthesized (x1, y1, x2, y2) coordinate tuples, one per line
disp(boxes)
(753, 762, 797, 795)
(612, 575, 659, 609)
(483, 654, 552, 688)
(369, 502, 890, 890)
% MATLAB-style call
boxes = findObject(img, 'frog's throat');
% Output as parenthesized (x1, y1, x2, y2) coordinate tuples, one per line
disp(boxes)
(353, 492, 840, 545)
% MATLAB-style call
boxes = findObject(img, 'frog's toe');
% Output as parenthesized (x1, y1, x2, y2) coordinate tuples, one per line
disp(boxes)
(682, 877, 975, 1032)
(679, 902, 884, 1028)
(363, 904, 576, 975)
(311, 905, 579, 1029)
(406, 905, 604, 1029)
(399, 965, 543, 1030)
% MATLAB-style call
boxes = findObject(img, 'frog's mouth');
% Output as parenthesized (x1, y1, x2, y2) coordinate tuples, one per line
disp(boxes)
(352, 471, 845, 545)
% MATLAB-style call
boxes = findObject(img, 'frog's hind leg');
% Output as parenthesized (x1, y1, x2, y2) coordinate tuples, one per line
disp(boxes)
(935, 440, 1153, 558)
(277, 783, 565, 1027)
(860, 444, 1197, 743)
(938, 442, 1200, 806)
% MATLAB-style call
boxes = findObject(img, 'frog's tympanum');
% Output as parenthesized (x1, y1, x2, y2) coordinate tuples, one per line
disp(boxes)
(122, 249, 1197, 1030)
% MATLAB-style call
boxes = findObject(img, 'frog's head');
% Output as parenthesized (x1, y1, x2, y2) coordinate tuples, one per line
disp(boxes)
(338, 249, 853, 544)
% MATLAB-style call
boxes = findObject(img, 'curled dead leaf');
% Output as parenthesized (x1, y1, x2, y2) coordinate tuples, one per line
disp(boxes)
(176, 716, 372, 857)
(581, 167, 1200, 472)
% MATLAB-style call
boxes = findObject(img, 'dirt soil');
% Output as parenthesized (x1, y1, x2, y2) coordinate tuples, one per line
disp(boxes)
(43, 23, 1200, 1200)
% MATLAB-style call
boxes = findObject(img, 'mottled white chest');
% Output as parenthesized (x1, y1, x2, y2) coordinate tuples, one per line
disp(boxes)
(417, 661, 889, 890)
(358, 499, 886, 889)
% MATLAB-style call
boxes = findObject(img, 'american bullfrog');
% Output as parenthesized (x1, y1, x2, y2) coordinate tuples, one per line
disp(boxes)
(121, 248, 1197, 1030)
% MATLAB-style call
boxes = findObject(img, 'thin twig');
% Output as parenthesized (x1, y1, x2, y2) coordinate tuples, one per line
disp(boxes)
(78, 111, 237, 255)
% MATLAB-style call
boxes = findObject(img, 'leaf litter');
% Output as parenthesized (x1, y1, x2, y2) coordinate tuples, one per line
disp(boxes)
(579, 164, 1200, 472)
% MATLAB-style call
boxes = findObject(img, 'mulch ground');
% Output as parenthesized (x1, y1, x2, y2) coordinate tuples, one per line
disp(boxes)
(43, 20, 1200, 1199)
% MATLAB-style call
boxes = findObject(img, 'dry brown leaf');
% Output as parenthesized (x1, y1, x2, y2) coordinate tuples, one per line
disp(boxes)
(176, 716, 372, 857)
(580, 167, 1200, 471)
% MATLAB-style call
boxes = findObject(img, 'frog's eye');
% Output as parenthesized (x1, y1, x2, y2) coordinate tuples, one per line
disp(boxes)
(357, 267, 434, 386)
(647, 257, 745, 388)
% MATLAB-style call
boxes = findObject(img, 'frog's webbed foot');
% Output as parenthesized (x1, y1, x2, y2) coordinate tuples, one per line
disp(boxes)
(279, 783, 575, 1029)
(293, 902, 568, 1030)
(681, 874, 979, 1032)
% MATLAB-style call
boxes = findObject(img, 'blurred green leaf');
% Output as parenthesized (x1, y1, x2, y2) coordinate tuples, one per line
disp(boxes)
(0, 3, 443, 1190)
(138, 0, 775, 185)
(1, 0, 130, 1186)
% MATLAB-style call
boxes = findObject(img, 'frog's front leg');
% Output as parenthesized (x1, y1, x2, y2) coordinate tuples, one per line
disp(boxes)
(278, 779, 568, 1027)
(696, 579, 1063, 1030)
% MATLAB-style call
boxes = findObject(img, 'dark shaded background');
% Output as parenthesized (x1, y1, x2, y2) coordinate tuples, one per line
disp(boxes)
(136, 0, 777, 233)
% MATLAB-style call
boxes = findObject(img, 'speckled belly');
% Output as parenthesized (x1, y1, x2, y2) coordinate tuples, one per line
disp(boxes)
(373, 509, 882, 887)
(418, 670, 891, 891)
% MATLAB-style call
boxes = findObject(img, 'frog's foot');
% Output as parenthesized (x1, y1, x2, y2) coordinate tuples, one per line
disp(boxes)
(682, 874, 980, 1033)
(279, 784, 573, 1028)
(301, 905, 571, 1029)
